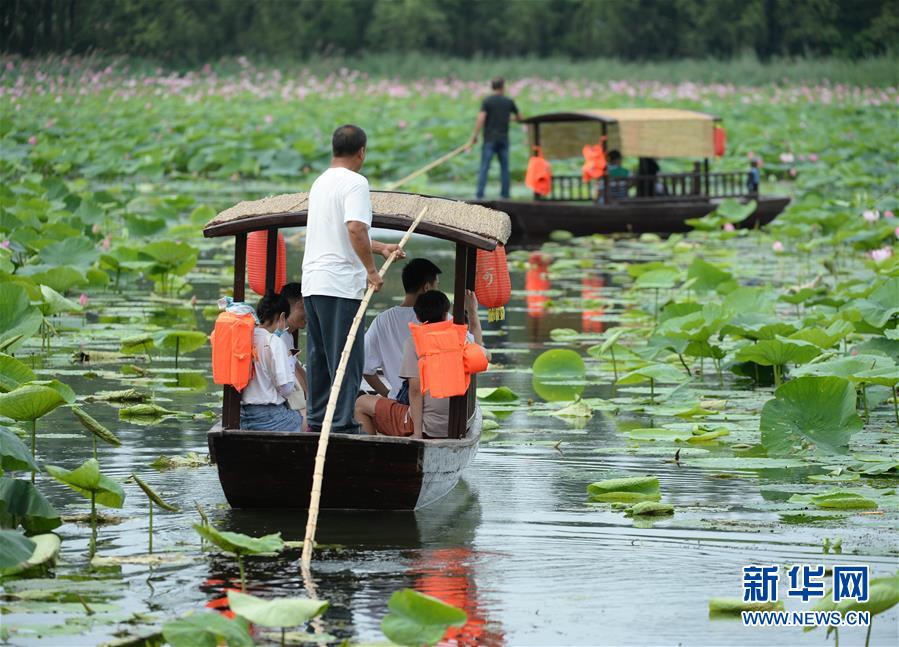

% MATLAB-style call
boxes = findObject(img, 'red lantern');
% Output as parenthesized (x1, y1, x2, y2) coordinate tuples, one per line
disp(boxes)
(247, 230, 286, 296)
(714, 125, 727, 157)
(475, 245, 511, 322)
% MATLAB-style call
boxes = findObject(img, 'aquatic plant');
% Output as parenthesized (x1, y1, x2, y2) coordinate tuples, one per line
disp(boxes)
(162, 612, 252, 647)
(380, 588, 467, 647)
(192, 523, 284, 590)
(45, 458, 125, 556)
(70, 405, 121, 458)
(227, 590, 328, 646)
(128, 472, 179, 553)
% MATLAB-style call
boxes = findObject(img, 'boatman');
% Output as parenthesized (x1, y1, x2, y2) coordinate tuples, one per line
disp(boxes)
(465, 77, 522, 200)
(302, 125, 404, 434)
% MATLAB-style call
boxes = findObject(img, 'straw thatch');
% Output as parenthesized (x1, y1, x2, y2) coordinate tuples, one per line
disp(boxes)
(206, 191, 511, 244)
(527, 108, 717, 160)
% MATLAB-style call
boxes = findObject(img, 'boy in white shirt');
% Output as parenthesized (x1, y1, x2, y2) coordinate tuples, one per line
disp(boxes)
(363, 258, 442, 398)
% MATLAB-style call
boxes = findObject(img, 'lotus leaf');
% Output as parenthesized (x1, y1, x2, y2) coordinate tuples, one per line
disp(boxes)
(617, 363, 686, 385)
(38, 237, 99, 268)
(532, 349, 585, 402)
(130, 473, 179, 512)
(162, 612, 252, 647)
(627, 501, 674, 516)
(0, 533, 61, 575)
(475, 387, 519, 402)
(380, 588, 467, 647)
(192, 523, 283, 556)
(71, 405, 122, 447)
(734, 337, 821, 367)
(708, 598, 783, 615)
(38, 284, 82, 316)
(0, 529, 36, 569)
(0, 381, 75, 422)
(760, 377, 862, 456)
(587, 476, 661, 503)
(227, 590, 328, 628)
(686, 258, 732, 293)
(0, 284, 42, 351)
(0, 426, 36, 473)
(0, 354, 36, 394)
(0, 477, 61, 532)
(45, 459, 125, 508)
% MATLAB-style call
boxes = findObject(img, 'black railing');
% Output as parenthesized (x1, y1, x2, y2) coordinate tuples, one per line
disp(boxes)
(537, 170, 756, 203)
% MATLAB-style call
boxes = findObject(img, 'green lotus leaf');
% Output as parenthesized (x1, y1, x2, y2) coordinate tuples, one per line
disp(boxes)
(0, 532, 61, 576)
(152, 329, 208, 354)
(162, 612, 252, 647)
(809, 491, 877, 509)
(0, 426, 36, 473)
(0, 529, 36, 569)
(38, 284, 82, 316)
(119, 403, 178, 419)
(722, 286, 778, 315)
(722, 314, 799, 341)
(130, 473, 179, 512)
(686, 258, 732, 293)
(760, 376, 862, 456)
(380, 588, 467, 647)
(475, 387, 519, 403)
(634, 268, 680, 290)
(617, 363, 687, 385)
(192, 523, 283, 556)
(851, 277, 899, 329)
(71, 405, 122, 447)
(0, 353, 36, 393)
(709, 598, 783, 615)
(787, 320, 854, 349)
(734, 337, 821, 367)
(19, 265, 87, 294)
(0, 381, 74, 422)
(532, 349, 585, 402)
(227, 590, 328, 628)
(0, 477, 61, 533)
(45, 458, 125, 508)
(120, 334, 155, 355)
(627, 501, 674, 516)
(852, 366, 899, 387)
(0, 284, 42, 352)
(587, 476, 661, 502)
(38, 237, 98, 269)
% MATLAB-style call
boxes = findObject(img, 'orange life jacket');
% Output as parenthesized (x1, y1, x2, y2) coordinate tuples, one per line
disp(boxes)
(582, 137, 607, 182)
(525, 147, 552, 196)
(408, 320, 489, 398)
(210, 311, 256, 392)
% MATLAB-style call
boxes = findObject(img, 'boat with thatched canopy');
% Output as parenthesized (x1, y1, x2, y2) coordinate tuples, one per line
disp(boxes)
(473, 108, 790, 246)
(202, 191, 511, 510)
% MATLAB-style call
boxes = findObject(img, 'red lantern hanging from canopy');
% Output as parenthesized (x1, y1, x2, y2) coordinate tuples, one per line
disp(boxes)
(247, 230, 287, 296)
(475, 245, 511, 322)
(714, 125, 727, 157)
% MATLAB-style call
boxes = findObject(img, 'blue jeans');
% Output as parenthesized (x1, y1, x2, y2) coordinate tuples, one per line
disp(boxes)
(476, 140, 510, 199)
(240, 403, 303, 432)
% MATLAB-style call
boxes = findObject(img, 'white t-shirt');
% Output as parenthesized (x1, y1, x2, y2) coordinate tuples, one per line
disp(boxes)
(302, 167, 373, 300)
(364, 306, 418, 399)
(242, 328, 294, 405)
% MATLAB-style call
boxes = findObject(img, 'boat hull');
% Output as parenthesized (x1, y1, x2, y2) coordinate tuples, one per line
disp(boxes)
(208, 411, 481, 511)
(472, 195, 791, 247)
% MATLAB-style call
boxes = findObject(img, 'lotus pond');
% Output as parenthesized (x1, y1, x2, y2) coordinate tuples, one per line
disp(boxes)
(1, 58, 897, 646)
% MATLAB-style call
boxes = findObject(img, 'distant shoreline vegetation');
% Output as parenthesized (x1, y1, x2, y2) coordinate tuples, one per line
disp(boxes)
(2, 53, 898, 88)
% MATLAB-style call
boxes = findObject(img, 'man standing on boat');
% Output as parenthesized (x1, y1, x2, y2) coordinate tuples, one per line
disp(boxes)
(302, 125, 404, 434)
(466, 77, 521, 200)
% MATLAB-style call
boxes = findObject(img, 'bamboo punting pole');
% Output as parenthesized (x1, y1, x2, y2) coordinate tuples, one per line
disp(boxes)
(384, 145, 467, 191)
(301, 206, 429, 568)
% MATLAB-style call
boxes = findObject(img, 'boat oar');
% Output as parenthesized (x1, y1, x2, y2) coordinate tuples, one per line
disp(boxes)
(384, 144, 467, 191)
(301, 205, 429, 568)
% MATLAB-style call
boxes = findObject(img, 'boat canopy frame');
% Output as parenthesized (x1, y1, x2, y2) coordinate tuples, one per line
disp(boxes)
(524, 108, 721, 160)
(204, 191, 512, 440)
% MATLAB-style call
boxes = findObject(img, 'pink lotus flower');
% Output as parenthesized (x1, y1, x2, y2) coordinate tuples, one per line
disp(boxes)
(808, 153, 818, 162)
(895, 226, 899, 238)
(1, 239, 10, 249)
(884, 210, 894, 219)
(264, 114, 273, 124)
(78, 293, 89, 308)
(397, 120, 407, 129)
(870, 247, 893, 263)
(779, 152, 794, 164)
(27, 135, 36, 145)
(772, 241, 784, 253)
(101, 237, 111, 250)
(862, 210, 879, 222)
(789, 167, 798, 177)
(723, 223, 735, 232)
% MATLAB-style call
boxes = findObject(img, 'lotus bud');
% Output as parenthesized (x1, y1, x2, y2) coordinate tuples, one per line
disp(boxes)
(79, 293, 89, 308)
(723, 223, 736, 232)
(772, 241, 784, 253)
(862, 210, 879, 222)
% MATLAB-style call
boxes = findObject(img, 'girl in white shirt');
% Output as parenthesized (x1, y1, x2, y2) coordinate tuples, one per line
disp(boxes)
(240, 294, 303, 432)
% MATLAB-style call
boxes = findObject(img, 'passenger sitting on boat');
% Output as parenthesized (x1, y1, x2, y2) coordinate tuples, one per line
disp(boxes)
(746, 158, 761, 194)
(354, 289, 487, 439)
(606, 149, 630, 200)
(363, 258, 442, 399)
(279, 282, 309, 400)
(240, 293, 304, 432)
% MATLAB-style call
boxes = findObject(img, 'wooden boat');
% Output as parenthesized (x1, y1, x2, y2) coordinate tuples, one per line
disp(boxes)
(471, 108, 790, 247)
(202, 192, 511, 511)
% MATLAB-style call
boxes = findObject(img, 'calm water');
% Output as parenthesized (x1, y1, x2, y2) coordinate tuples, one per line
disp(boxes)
(3, 233, 897, 647)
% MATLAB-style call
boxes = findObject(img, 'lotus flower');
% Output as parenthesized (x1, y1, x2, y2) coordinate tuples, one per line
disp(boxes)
(723, 223, 736, 232)
(862, 210, 879, 222)
(779, 152, 794, 163)
(884, 210, 894, 219)
(101, 237, 111, 250)
(789, 167, 798, 177)
(1, 239, 10, 249)
(264, 114, 273, 124)
(772, 241, 785, 253)
(27, 135, 37, 145)
(78, 293, 89, 308)
(808, 153, 818, 162)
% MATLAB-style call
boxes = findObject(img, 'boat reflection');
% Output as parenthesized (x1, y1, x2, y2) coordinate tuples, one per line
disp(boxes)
(202, 481, 504, 644)
(581, 275, 605, 333)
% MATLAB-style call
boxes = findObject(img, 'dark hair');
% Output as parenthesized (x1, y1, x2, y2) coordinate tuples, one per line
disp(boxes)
(402, 258, 442, 294)
(608, 149, 622, 164)
(413, 290, 451, 324)
(332, 124, 367, 157)
(491, 77, 504, 90)
(280, 282, 303, 302)
(255, 293, 291, 325)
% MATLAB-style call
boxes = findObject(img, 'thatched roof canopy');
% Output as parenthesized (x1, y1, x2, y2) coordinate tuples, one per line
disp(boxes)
(204, 191, 512, 250)
(524, 108, 720, 159)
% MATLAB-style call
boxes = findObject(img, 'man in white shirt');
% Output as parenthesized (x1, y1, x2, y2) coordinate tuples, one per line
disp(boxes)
(301, 124, 403, 434)
(363, 258, 442, 398)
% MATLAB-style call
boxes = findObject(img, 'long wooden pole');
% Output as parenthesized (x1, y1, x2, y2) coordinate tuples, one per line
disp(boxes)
(301, 206, 429, 568)
(384, 145, 467, 191)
